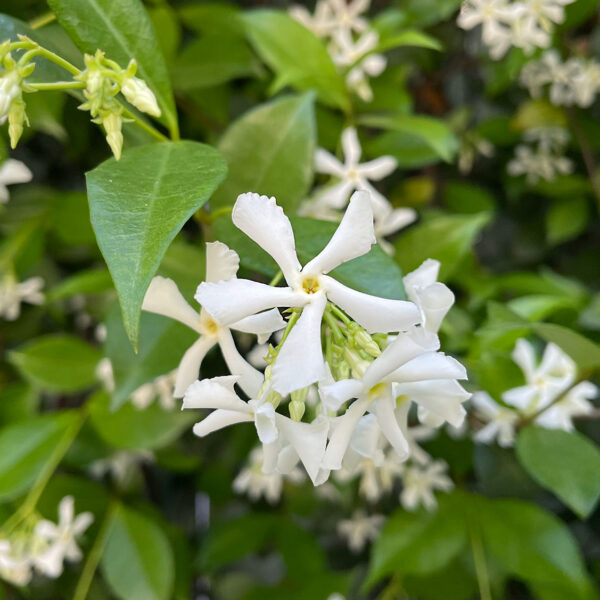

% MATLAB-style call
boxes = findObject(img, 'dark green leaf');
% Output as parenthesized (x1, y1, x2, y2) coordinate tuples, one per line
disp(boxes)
(546, 197, 589, 246)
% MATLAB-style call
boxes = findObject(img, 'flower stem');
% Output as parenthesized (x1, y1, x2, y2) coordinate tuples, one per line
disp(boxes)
(121, 107, 169, 142)
(72, 501, 118, 600)
(19, 44, 81, 76)
(29, 12, 56, 30)
(269, 271, 283, 286)
(468, 515, 493, 600)
(27, 81, 86, 91)
(328, 302, 352, 326)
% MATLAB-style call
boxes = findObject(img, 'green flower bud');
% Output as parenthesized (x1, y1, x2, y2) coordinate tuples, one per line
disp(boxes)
(289, 399, 305, 422)
(354, 329, 381, 357)
(102, 112, 123, 160)
(121, 76, 161, 117)
(8, 97, 27, 148)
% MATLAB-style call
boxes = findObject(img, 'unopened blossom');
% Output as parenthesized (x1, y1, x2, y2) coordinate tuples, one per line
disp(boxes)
(233, 446, 305, 504)
(33, 496, 93, 578)
(131, 370, 177, 410)
(143, 241, 285, 398)
(183, 375, 329, 484)
(0, 274, 44, 320)
(337, 511, 384, 552)
(399, 460, 453, 511)
(471, 391, 519, 447)
(195, 192, 420, 395)
(0, 158, 32, 203)
(121, 75, 161, 117)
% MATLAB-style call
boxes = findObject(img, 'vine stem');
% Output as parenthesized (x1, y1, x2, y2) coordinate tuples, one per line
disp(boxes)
(72, 501, 119, 600)
(27, 81, 86, 91)
(269, 271, 283, 286)
(468, 514, 493, 600)
(29, 12, 56, 30)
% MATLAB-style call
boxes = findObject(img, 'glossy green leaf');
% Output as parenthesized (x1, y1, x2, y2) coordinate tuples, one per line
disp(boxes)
(178, 2, 243, 36)
(0, 411, 77, 501)
(101, 504, 174, 600)
(211, 94, 316, 212)
(214, 215, 407, 300)
(365, 130, 441, 169)
(243, 10, 349, 110)
(516, 427, 600, 518)
(360, 114, 459, 163)
(103, 304, 198, 410)
(394, 213, 491, 280)
(89, 392, 194, 450)
(47, 0, 178, 136)
(378, 29, 442, 52)
(86, 141, 226, 348)
(8, 334, 101, 393)
(46, 268, 113, 303)
(546, 197, 589, 246)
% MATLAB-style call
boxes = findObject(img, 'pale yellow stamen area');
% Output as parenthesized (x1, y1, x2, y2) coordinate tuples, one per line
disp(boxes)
(368, 383, 387, 400)
(302, 276, 320, 294)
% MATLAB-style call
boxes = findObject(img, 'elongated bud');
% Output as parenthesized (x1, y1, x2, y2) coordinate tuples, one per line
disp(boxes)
(354, 329, 381, 358)
(289, 399, 305, 422)
(102, 112, 123, 160)
(8, 98, 27, 148)
(0, 71, 20, 119)
(121, 76, 161, 117)
(265, 389, 282, 409)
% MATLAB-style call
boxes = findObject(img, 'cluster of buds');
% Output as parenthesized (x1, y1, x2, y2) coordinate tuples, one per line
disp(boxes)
(76, 50, 160, 159)
(0, 40, 35, 148)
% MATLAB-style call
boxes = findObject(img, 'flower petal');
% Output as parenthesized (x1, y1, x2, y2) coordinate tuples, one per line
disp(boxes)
(315, 148, 345, 177)
(375, 207, 417, 237)
(217, 328, 264, 397)
(349, 414, 382, 459)
(386, 352, 467, 383)
(372, 393, 410, 460)
(271, 293, 327, 395)
(232, 193, 301, 283)
(0, 159, 33, 185)
(230, 309, 286, 337)
(143, 276, 201, 332)
(174, 336, 216, 397)
(404, 259, 440, 299)
(182, 375, 249, 412)
(511, 338, 537, 382)
(205, 241, 239, 283)
(418, 282, 455, 332)
(313, 179, 356, 209)
(254, 403, 278, 444)
(304, 191, 376, 274)
(323, 276, 421, 334)
(193, 409, 253, 437)
(357, 156, 397, 180)
(321, 378, 364, 411)
(342, 127, 362, 165)
(195, 279, 306, 326)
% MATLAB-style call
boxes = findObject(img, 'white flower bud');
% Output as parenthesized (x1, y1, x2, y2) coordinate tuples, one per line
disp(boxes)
(121, 76, 161, 117)
(102, 112, 123, 160)
(0, 71, 21, 119)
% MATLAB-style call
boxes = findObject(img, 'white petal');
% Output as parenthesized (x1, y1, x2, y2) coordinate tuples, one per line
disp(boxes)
(276, 414, 329, 484)
(321, 378, 364, 411)
(315, 148, 345, 177)
(323, 276, 421, 334)
(511, 339, 537, 382)
(372, 394, 410, 460)
(232, 193, 301, 283)
(193, 409, 253, 437)
(34, 544, 65, 578)
(277, 444, 300, 474)
(418, 282, 455, 332)
(363, 328, 440, 388)
(357, 156, 397, 180)
(72, 512, 94, 535)
(313, 179, 356, 209)
(386, 352, 467, 383)
(350, 414, 382, 459)
(322, 395, 372, 470)
(502, 385, 538, 411)
(58, 495, 75, 525)
(403, 259, 440, 299)
(271, 293, 327, 395)
(0, 185, 8, 203)
(375, 207, 417, 237)
(342, 127, 362, 166)
(142, 276, 201, 332)
(539, 342, 575, 380)
(205, 241, 239, 283)
(182, 375, 249, 412)
(195, 279, 306, 326)
(0, 159, 33, 185)
(254, 403, 278, 444)
(230, 309, 286, 336)
(217, 328, 264, 397)
(174, 336, 216, 397)
(262, 441, 279, 473)
(304, 191, 376, 274)
(34, 520, 58, 540)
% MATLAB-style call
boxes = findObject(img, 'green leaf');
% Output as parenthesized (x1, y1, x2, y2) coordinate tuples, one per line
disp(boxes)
(8, 334, 101, 393)
(0, 411, 77, 501)
(104, 303, 198, 410)
(89, 392, 194, 450)
(394, 213, 491, 280)
(366, 492, 467, 587)
(214, 215, 407, 300)
(546, 197, 589, 246)
(47, 0, 178, 136)
(101, 504, 174, 600)
(211, 94, 316, 212)
(365, 130, 441, 169)
(532, 323, 600, 372)
(516, 427, 600, 518)
(86, 141, 226, 348)
(178, 2, 243, 36)
(360, 114, 459, 163)
(378, 29, 442, 52)
(511, 99, 567, 131)
(243, 10, 349, 111)
(46, 268, 113, 303)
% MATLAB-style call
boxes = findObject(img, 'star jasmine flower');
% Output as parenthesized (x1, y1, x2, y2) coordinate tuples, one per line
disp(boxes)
(471, 391, 519, 447)
(130, 370, 177, 410)
(327, 0, 371, 37)
(33, 496, 93, 578)
(533, 381, 597, 431)
(0, 158, 32, 203)
(0, 540, 31, 586)
(182, 375, 329, 484)
(89, 450, 153, 485)
(142, 241, 286, 397)
(289, 0, 335, 37)
(399, 460, 453, 511)
(0, 274, 44, 320)
(337, 510, 384, 553)
(195, 192, 420, 395)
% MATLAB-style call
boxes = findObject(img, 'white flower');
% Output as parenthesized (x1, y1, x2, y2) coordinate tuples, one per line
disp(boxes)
(403, 259, 455, 333)
(182, 375, 329, 484)
(314, 127, 397, 212)
(0, 158, 32, 203)
(289, 0, 335, 37)
(0, 274, 44, 320)
(471, 391, 519, 447)
(32, 496, 93, 578)
(195, 192, 420, 395)
(337, 510, 384, 552)
(0, 539, 32, 586)
(120, 76, 161, 117)
(321, 327, 469, 470)
(143, 241, 285, 398)
(131, 370, 177, 410)
(0, 70, 21, 121)
(534, 381, 597, 431)
(89, 450, 153, 484)
(233, 446, 305, 504)
(399, 460, 453, 511)
(326, 0, 371, 37)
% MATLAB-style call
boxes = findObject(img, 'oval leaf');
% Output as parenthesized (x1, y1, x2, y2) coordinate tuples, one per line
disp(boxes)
(516, 427, 600, 518)
(86, 141, 227, 348)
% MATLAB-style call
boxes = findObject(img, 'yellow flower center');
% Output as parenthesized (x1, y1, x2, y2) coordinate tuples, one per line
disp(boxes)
(368, 383, 387, 400)
(302, 276, 320, 294)
(202, 317, 219, 336)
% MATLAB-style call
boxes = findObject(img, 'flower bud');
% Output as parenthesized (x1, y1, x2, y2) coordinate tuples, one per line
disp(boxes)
(354, 329, 381, 358)
(102, 112, 123, 160)
(121, 76, 161, 117)
(0, 71, 20, 119)
(8, 97, 27, 148)
(289, 399, 305, 422)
